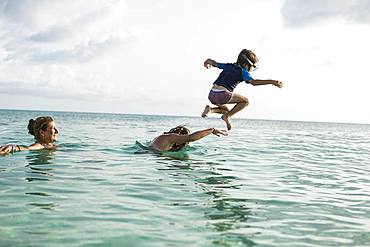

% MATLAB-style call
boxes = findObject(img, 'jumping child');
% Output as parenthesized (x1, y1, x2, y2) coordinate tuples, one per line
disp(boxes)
(202, 49, 283, 130)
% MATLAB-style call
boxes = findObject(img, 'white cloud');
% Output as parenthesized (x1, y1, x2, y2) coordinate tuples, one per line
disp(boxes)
(0, 0, 130, 63)
(281, 0, 370, 27)
(0, 0, 148, 100)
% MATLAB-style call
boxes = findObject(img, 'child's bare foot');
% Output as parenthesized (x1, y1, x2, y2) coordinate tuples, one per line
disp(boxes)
(201, 105, 211, 118)
(221, 113, 232, 130)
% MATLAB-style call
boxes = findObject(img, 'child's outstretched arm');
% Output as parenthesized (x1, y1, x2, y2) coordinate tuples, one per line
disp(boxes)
(249, 79, 283, 88)
(204, 58, 218, 69)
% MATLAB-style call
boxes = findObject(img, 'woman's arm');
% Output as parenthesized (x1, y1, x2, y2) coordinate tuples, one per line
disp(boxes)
(169, 128, 227, 144)
(0, 143, 47, 154)
(0, 144, 22, 154)
(249, 79, 283, 88)
(149, 128, 227, 151)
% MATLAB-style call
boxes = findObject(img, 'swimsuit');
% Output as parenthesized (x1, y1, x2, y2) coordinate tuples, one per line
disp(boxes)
(208, 89, 232, 105)
(214, 63, 254, 91)
(207, 63, 254, 104)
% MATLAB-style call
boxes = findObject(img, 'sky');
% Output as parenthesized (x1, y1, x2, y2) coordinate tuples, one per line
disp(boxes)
(0, 0, 369, 124)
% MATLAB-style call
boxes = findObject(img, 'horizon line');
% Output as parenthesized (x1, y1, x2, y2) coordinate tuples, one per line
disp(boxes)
(0, 107, 369, 126)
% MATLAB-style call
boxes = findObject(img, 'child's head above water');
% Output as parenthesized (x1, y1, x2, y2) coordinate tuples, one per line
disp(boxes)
(236, 49, 259, 71)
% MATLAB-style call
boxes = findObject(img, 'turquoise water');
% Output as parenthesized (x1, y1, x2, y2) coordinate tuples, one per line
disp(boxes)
(1, 109, 370, 246)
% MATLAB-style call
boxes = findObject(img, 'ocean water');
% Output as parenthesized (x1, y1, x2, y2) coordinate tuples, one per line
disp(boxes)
(1, 109, 370, 247)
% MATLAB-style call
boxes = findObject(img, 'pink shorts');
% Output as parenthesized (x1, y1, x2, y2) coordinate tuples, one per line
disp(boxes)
(208, 90, 232, 105)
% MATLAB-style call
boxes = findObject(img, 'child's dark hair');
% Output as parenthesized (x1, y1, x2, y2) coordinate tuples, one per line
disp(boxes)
(236, 49, 259, 67)
(164, 125, 190, 151)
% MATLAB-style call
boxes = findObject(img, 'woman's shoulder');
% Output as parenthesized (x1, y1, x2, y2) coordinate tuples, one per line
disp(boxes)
(30, 142, 57, 150)
(27, 143, 45, 150)
(151, 133, 180, 145)
(149, 134, 169, 151)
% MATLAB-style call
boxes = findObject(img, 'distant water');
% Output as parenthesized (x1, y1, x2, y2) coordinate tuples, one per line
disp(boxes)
(1, 109, 370, 246)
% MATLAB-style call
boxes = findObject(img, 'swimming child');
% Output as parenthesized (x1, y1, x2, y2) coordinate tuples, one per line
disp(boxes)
(149, 125, 227, 152)
(201, 49, 283, 130)
(0, 116, 58, 155)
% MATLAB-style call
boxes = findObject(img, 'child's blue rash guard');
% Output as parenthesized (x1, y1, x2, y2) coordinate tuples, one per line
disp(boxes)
(213, 63, 254, 92)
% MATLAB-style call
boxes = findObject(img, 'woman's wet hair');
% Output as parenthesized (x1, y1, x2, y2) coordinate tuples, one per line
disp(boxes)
(236, 49, 259, 67)
(164, 125, 190, 135)
(164, 125, 190, 151)
(27, 116, 54, 140)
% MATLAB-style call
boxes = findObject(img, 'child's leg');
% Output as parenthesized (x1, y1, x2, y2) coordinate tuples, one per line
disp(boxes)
(221, 93, 249, 130)
(201, 105, 229, 117)
(201, 105, 211, 117)
(216, 104, 229, 113)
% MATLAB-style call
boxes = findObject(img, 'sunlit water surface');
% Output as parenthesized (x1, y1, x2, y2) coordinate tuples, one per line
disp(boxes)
(1, 109, 370, 246)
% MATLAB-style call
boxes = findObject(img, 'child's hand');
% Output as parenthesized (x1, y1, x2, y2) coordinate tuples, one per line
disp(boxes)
(273, 80, 283, 88)
(204, 59, 215, 69)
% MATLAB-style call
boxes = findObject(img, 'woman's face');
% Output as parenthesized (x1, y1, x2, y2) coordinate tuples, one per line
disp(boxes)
(40, 121, 58, 143)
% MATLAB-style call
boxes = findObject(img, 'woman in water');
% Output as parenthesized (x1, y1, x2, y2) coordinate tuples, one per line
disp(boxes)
(0, 116, 58, 154)
(149, 125, 227, 152)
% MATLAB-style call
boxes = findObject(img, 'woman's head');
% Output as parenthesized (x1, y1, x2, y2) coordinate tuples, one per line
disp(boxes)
(165, 125, 190, 135)
(164, 125, 190, 151)
(236, 49, 259, 71)
(28, 116, 58, 143)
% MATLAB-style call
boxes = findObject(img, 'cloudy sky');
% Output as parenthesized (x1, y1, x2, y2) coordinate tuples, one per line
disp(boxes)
(0, 0, 369, 124)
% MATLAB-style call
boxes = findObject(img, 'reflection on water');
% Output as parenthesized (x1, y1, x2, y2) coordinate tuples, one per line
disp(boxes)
(25, 177, 50, 182)
(199, 172, 255, 246)
(27, 202, 56, 211)
(164, 159, 256, 246)
(25, 149, 56, 179)
(24, 149, 57, 211)
(159, 152, 190, 161)
(25, 192, 51, 197)
(26, 149, 56, 166)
